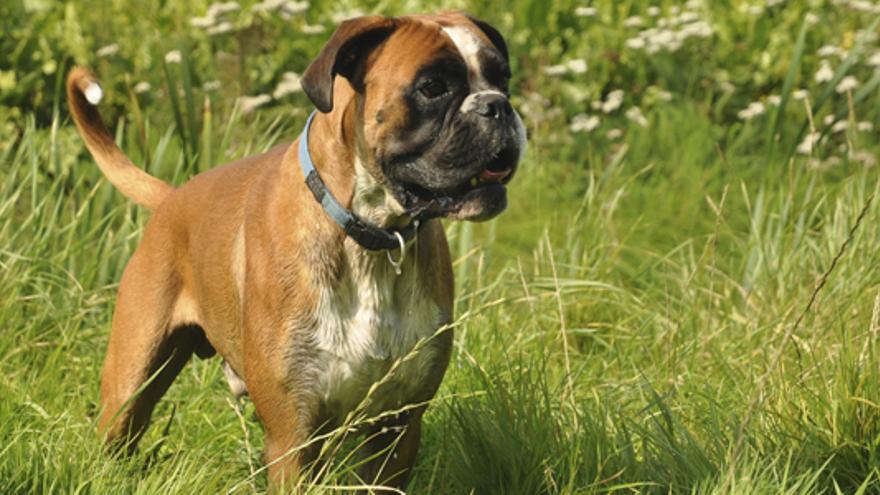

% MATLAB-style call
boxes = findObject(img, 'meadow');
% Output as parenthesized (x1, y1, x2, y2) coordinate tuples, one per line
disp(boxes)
(2, 0, 880, 492)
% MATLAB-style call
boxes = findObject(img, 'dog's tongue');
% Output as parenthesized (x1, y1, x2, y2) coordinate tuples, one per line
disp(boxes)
(479, 168, 511, 182)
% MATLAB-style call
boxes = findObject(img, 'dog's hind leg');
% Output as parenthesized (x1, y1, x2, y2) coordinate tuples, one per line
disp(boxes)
(97, 230, 198, 453)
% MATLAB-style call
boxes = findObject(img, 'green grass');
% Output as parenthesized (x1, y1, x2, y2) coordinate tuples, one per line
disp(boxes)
(3, 0, 880, 493)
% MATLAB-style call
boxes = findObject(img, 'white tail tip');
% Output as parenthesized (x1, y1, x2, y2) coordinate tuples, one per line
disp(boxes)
(84, 82, 103, 105)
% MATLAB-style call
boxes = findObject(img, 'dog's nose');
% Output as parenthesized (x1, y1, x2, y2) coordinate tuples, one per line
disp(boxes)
(473, 93, 512, 119)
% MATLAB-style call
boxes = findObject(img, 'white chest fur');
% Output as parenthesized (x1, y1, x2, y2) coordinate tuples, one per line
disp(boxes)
(311, 241, 444, 419)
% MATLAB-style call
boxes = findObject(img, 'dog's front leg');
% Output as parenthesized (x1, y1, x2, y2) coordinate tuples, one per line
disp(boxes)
(249, 386, 323, 490)
(357, 410, 424, 492)
(243, 338, 323, 489)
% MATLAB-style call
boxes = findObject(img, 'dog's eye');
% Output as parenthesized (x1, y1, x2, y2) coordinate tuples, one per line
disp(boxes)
(419, 79, 448, 98)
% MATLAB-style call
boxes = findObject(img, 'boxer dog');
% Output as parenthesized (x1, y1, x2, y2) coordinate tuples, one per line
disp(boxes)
(67, 12, 524, 490)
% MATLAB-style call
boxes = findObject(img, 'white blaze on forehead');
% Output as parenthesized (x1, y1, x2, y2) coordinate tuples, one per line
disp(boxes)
(442, 25, 487, 87)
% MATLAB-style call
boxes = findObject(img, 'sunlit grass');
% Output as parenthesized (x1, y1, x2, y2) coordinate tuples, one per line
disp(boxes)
(3, 0, 880, 493)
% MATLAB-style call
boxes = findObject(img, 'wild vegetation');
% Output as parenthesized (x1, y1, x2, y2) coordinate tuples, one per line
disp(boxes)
(2, 0, 880, 492)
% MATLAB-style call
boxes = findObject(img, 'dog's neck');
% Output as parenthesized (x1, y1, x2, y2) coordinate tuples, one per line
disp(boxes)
(351, 156, 409, 228)
(306, 92, 411, 232)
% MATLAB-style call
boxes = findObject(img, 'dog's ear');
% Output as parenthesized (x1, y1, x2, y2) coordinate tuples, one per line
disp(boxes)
(465, 15, 509, 62)
(301, 15, 397, 113)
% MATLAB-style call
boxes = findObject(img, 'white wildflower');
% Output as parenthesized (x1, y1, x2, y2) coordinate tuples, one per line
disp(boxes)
(766, 0, 784, 6)
(857, 28, 879, 44)
(807, 156, 842, 170)
(165, 50, 182, 64)
(835, 75, 858, 93)
(567, 59, 588, 74)
(278, 1, 308, 19)
(647, 6, 661, 16)
(737, 101, 765, 120)
(857, 121, 873, 132)
(679, 21, 712, 39)
(805, 13, 819, 25)
(797, 132, 820, 155)
(867, 51, 880, 67)
(543, 64, 568, 76)
(606, 128, 623, 140)
(207, 21, 235, 35)
(767, 94, 781, 106)
(847, 0, 880, 13)
(666, 37, 683, 52)
(670, 6, 681, 15)
(252, 0, 284, 13)
(570, 114, 601, 133)
(331, 9, 365, 23)
(814, 62, 833, 83)
(97, 43, 119, 57)
(831, 120, 849, 133)
(590, 100, 602, 110)
(720, 81, 735, 93)
(625, 36, 646, 49)
(823, 114, 835, 126)
(852, 150, 877, 167)
(645, 28, 682, 52)
(565, 84, 592, 103)
(625, 106, 649, 127)
(203, 80, 221, 91)
(207, 1, 240, 19)
(684, 0, 701, 8)
(792, 89, 809, 101)
(817, 45, 843, 58)
(601, 89, 624, 113)
(623, 16, 644, 28)
(302, 24, 326, 35)
(677, 11, 699, 24)
(133, 81, 151, 94)
(575, 6, 597, 17)
(806, 157, 823, 170)
(272, 72, 302, 98)
(252, 0, 307, 15)
(746, 5, 763, 15)
(238, 94, 272, 114)
(191, 16, 216, 28)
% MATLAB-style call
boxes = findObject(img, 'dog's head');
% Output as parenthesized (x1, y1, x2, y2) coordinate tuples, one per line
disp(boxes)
(301, 12, 525, 222)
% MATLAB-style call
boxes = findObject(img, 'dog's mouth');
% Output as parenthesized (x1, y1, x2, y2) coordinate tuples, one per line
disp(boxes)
(399, 145, 518, 221)
(437, 145, 518, 194)
(468, 147, 518, 187)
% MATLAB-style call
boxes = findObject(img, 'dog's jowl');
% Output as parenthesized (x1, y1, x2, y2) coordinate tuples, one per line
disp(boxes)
(67, 11, 524, 489)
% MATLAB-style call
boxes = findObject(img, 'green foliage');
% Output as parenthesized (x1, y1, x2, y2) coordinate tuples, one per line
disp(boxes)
(3, 0, 880, 493)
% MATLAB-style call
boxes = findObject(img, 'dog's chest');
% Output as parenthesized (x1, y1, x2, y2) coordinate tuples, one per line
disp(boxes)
(310, 252, 443, 418)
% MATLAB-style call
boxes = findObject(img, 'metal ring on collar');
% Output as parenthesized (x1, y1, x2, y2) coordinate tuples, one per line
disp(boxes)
(386, 230, 406, 275)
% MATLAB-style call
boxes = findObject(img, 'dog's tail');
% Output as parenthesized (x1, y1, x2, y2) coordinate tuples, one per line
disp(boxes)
(66, 67, 173, 210)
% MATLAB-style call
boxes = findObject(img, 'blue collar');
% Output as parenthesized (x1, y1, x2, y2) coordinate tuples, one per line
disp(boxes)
(298, 111, 419, 251)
